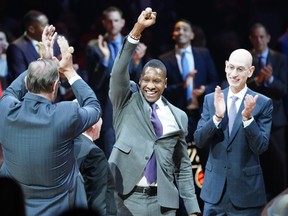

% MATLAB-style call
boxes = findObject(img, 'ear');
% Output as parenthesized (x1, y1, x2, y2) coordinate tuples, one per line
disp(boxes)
(247, 66, 255, 78)
(52, 80, 59, 93)
(165, 78, 167, 88)
(24, 76, 28, 90)
(27, 25, 35, 34)
(189, 31, 195, 40)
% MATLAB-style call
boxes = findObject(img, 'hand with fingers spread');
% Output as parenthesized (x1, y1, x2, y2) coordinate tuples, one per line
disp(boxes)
(57, 36, 77, 80)
(214, 85, 226, 119)
(39, 25, 57, 60)
(241, 94, 258, 120)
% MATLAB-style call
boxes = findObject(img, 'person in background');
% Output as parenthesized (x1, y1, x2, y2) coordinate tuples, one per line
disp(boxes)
(0, 25, 101, 216)
(86, 6, 147, 158)
(108, 7, 201, 216)
(247, 22, 288, 201)
(6, 10, 51, 82)
(0, 28, 10, 96)
(74, 117, 116, 216)
(159, 19, 220, 176)
(194, 48, 273, 215)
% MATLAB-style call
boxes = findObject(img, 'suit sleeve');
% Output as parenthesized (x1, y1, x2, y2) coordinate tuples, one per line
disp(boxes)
(3, 70, 28, 100)
(7, 44, 28, 81)
(109, 38, 138, 109)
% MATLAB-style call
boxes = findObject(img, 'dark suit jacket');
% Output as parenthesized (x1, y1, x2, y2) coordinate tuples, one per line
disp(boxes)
(74, 134, 116, 216)
(0, 71, 101, 216)
(6, 35, 61, 83)
(108, 38, 200, 214)
(247, 49, 287, 127)
(159, 47, 220, 112)
(194, 87, 273, 208)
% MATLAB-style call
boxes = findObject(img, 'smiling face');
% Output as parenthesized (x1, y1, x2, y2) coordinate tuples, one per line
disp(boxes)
(225, 49, 255, 94)
(139, 66, 167, 103)
(172, 20, 194, 48)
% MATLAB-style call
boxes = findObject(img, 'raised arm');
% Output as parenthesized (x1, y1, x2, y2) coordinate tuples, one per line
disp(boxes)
(109, 7, 157, 108)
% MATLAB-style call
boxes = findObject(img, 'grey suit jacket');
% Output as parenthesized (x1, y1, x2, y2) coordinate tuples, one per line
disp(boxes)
(0, 71, 101, 216)
(108, 38, 200, 214)
(194, 87, 273, 208)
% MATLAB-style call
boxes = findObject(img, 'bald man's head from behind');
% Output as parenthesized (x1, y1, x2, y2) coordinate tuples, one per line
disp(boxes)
(84, 118, 103, 141)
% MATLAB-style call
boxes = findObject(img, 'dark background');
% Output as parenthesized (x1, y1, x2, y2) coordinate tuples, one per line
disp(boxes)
(1, 0, 288, 83)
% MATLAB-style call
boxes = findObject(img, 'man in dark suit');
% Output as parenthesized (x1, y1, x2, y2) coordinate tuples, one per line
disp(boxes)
(194, 48, 273, 215)
(6, 10, 49, 82)
(159, 19, 220, 169)
(247, 22, 288, 201)
(0, 25, 102, 216)
(74, 117, 116, 216)
(86, 6, 147, 158)
(108, 8, 201, 216)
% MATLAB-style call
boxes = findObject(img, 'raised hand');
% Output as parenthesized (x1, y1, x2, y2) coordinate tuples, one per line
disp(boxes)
(39, 25, 57, 60)
(214, 85, 226, 118)
(241, 94, 258, 120)
(57, 36, 75, 78)
(97, 34, 109, 61)
(130, 7, 157, 38)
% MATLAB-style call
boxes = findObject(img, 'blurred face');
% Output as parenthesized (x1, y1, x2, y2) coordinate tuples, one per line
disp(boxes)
(172, 21, 194, 48)
(28, 15, 49, 41)
(102, 11, 125, 37)
(0, 31, 8, 53)
(139, 67, 167, 103)
(249, 26, 270, 53)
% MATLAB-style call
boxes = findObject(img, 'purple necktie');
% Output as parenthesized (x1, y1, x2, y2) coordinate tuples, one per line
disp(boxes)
(228, 95, 238, 135)
(145, 103, 163, 184)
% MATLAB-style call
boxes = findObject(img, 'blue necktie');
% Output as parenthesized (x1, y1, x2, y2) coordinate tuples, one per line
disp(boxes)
(181, 51, 192, 102)
(110, 41, 119, 59)
(258, 55, 264, 69)
(228, 95, 238, 135)
(145, 103, 163, 184)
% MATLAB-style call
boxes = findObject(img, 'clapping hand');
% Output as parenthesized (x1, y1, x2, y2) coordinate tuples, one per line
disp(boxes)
(39, 25, 57, 60)
(57, 35, 75, 78)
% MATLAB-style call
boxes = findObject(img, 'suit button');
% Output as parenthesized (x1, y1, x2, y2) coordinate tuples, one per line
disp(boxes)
(145, 156, 149, 160)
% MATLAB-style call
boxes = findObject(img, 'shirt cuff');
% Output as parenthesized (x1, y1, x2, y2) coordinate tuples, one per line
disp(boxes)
(127, 35, 140, 44)
(243, 117, 254, 127)
(213, 115, 221, 128)
(68, 75, 82, 85)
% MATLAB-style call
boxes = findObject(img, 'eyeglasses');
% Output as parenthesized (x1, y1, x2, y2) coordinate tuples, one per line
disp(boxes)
(226, 64, 250, 73)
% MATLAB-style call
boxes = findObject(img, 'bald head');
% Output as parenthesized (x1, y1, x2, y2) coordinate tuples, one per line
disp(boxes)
(229, 49, 253, 68)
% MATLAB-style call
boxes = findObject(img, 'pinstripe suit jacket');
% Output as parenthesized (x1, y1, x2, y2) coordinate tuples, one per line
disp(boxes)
(0, 71, 101, 216)
(194, 87, 273, 208)
(108, 38, 200, 214)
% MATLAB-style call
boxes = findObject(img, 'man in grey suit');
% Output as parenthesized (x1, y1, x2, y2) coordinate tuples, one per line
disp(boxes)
(0, 25, 102, 216)
(108, 7, 200, 216)
(194, 49, 273, 215)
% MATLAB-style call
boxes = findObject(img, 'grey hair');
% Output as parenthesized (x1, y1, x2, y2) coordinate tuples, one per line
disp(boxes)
(26, 59, 59, 93)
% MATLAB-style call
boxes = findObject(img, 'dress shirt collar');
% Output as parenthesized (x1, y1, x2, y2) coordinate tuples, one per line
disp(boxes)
(82, 133, 93, 142)
(176, 44, 192, 55)
(228, 85, 247, 101)
(152, 97, 167, 111)
(256, 48, 269, 59)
